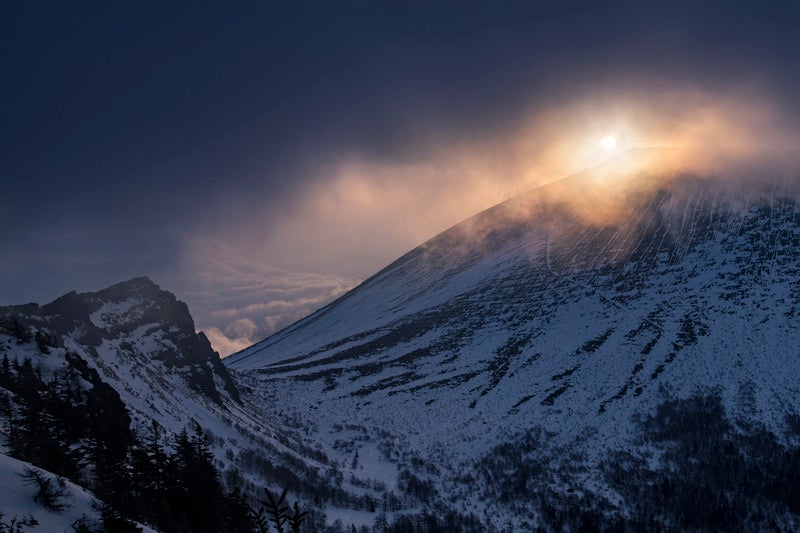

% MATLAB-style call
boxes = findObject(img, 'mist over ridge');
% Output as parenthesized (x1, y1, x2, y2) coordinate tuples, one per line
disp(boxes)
(222, 130, 800, 529)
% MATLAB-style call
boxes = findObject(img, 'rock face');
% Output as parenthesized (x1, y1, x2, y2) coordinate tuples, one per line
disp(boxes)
(2, 276, 239, 404)
(0, 278, 327, 532)
(226, 154, 800, 528)
(0, 277, 352, 531)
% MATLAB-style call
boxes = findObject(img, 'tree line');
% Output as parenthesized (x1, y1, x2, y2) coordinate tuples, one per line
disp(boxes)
(0, 350, 305, 532)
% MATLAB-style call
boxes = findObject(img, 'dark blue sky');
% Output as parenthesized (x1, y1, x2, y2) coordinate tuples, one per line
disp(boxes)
(3, 1, 800, 353)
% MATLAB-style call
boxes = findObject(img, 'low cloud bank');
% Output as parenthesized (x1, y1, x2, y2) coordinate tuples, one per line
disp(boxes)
(170, 238, 358, 356)
(186, 86, 800, 356)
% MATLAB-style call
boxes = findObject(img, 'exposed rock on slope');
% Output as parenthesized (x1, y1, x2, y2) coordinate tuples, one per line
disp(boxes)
(227, 152, 800, 528)
(2, 276, 239, 404)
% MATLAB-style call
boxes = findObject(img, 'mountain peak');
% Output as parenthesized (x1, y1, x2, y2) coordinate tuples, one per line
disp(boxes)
(109, 275, 159, 290)
(95, 276, 164, 302)
(228, 165, 800, 444)
(224, 168, 800, 528)
(3, 277, 240, 405)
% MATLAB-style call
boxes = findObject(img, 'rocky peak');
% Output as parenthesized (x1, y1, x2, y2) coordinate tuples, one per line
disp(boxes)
(97, 276, 161, 298)
(2, 277, 240, 404)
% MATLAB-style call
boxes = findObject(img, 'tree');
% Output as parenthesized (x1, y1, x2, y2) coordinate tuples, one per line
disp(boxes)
(8, 361, 80, 480)
(221, 487, 255, 533)
(0, 511, 38, 533)
(251, 487, 307, 533)
(20, 467, 68, 512)
(171, 425, 226, 532)
(130, 419, 171, 520)
(85, 381, 134, 513)
(0, 354, 10, 383)
(99, 504, 142, 533)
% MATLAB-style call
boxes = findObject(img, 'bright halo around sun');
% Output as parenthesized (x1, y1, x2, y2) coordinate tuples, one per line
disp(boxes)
(601, 135, 617, 151)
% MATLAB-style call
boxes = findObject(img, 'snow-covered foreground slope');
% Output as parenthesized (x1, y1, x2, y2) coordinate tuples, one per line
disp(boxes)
(227, 153, 800, 529)
(0, 453, 157, 533)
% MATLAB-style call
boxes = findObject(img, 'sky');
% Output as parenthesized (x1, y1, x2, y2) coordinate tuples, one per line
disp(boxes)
(3, 1, 800, 355)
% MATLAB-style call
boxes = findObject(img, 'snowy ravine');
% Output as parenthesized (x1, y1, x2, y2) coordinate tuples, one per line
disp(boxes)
(226, 152, 800, 529)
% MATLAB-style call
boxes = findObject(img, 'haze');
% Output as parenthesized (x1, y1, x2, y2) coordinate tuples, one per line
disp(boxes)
(3, 2, 800, 354)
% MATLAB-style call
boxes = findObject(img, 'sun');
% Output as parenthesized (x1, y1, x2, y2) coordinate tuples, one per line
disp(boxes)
(601, 135, 617, 151)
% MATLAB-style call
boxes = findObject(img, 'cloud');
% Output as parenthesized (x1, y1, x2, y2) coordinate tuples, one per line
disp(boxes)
(212, 84, 800, 273)
(224, 318, 257, 340)
(6, 3, 800, 331)
(203, 327, 253, 358)
(176, 84, 800, 358)
(167, 237, 358, 356)
(12, 84, 785, 362)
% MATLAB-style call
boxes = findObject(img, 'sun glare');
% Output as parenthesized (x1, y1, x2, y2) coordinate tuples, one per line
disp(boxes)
(601, 135, 617, 151)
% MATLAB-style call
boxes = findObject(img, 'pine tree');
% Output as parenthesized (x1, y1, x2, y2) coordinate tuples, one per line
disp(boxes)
(20, 467, 68, 511)
(131, 421, 169, 498)
(99, 504, 142, 533)
(222, 488, 256, 532)
(85, 381, 134, 513)
(0, 354, 10, 384)
(166, 424, 227, 532)
(7, 360, 79, 479)
(129, 420, 175, 529)
(251, 487, 308, 533)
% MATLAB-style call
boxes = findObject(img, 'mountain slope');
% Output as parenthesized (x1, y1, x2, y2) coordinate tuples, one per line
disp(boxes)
(0, 453, 158, 533)
(14, 276, 239, 404)
(0, 277, 246, 434)
(226, 153, 800, 528)
(0, 277, 351, 530)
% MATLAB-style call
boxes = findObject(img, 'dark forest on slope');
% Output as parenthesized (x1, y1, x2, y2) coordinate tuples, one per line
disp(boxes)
(476, 391, 800, 531)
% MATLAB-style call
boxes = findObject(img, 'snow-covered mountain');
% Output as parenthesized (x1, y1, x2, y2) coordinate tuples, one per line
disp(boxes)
(0, 277, 346, 531)
(3, 150, 800, 530)
(227, 151, 800, 529)
(0, 277, 251, 437)
(7, 276, 239, 404)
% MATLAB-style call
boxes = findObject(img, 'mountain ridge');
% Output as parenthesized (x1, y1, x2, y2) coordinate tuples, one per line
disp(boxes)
(3, 158, 800, 529)
(2, 275, 240, 404)
(0, 276, 363, 530)
(225, 160, 800, 528)
(226, 149, 711, 369)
